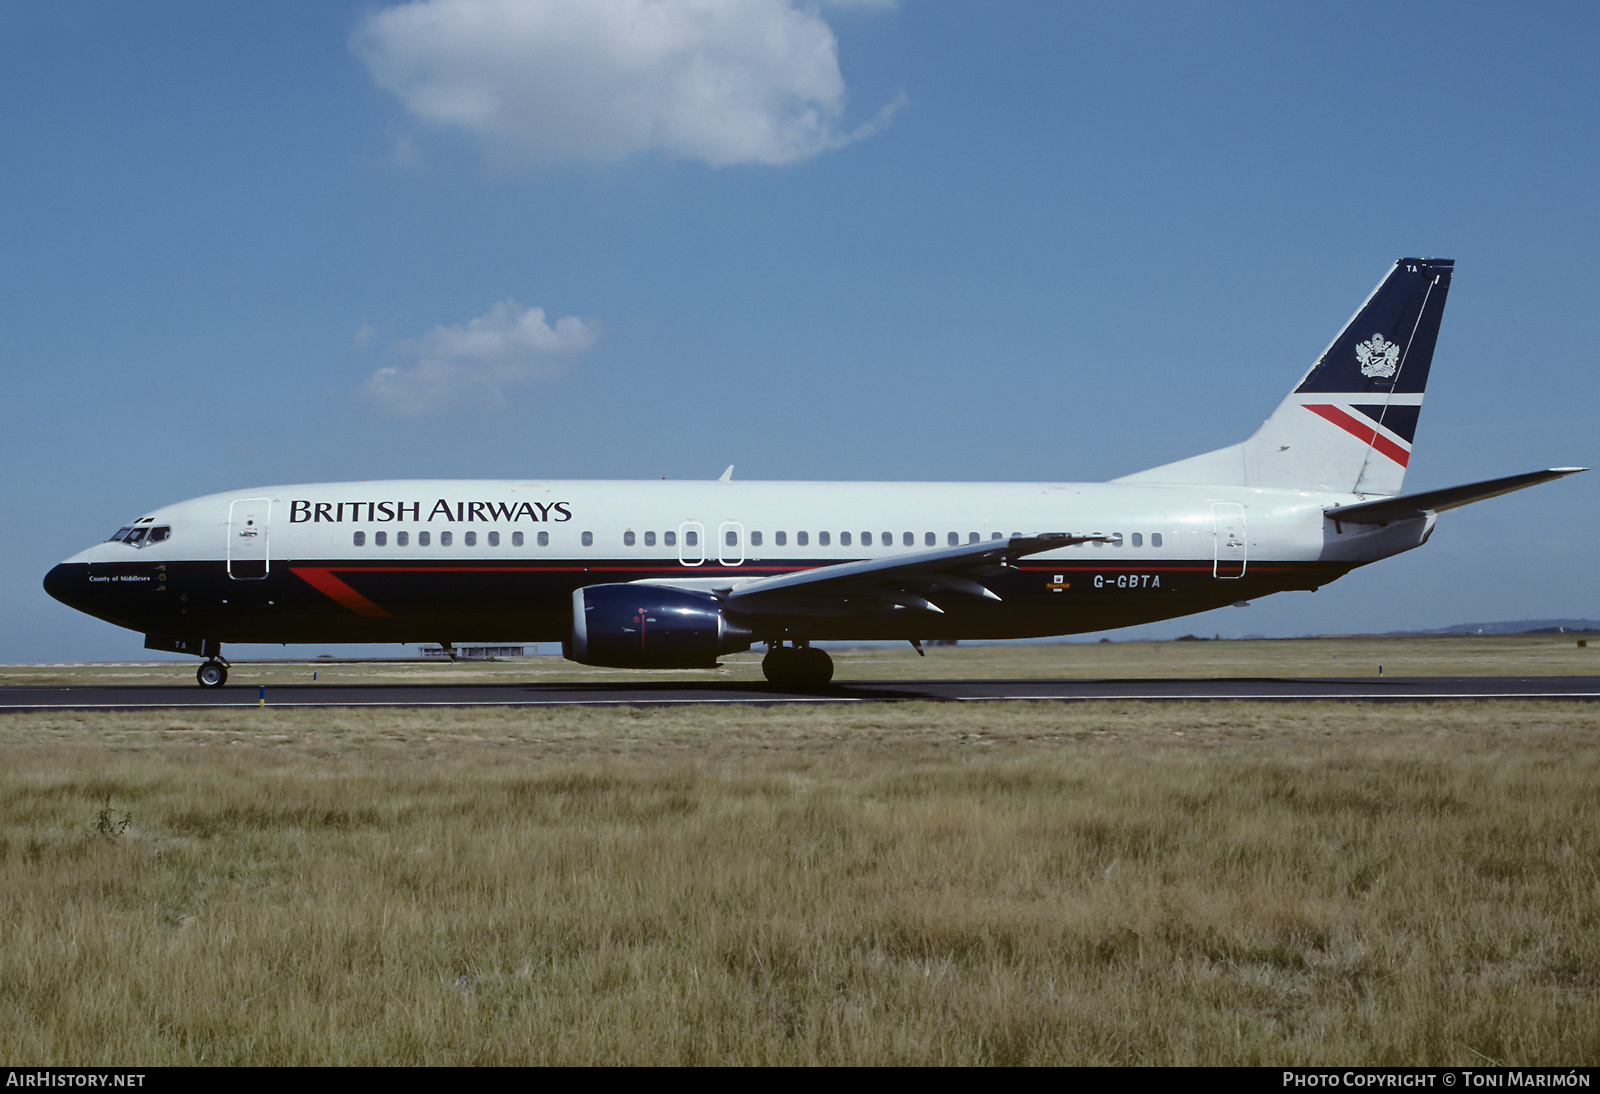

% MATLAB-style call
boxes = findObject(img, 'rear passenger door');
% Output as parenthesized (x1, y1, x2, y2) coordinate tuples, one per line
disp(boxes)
(1212, 503, 1246, 579)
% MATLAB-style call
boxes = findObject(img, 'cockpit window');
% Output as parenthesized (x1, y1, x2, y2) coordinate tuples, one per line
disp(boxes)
(111, 525, 171, 548)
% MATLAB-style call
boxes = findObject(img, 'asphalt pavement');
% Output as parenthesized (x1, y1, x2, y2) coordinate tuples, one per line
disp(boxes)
(3, 676, 1598, 710)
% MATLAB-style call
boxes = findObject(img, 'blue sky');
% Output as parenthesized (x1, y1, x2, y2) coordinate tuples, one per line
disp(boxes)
(5, 1, 1597, 661)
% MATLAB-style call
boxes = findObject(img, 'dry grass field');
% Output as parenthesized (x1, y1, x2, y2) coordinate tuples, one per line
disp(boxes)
(3, 698, 1600, 1064)
(2, 632, 1595, 688)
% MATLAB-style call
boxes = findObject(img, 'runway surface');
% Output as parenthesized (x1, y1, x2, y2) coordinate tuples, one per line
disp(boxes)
(3, 676, 1599, 710)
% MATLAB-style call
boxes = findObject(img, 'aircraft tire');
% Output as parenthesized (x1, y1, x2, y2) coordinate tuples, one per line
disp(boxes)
(197, 660, 228, 688)
(764, 646, 833, 689)
(798, 646, 834, 687)
(762, 647, 800, 687)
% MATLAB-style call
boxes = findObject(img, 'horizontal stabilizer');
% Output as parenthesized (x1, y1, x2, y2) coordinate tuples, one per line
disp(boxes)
(1325, 468, 1588, 524)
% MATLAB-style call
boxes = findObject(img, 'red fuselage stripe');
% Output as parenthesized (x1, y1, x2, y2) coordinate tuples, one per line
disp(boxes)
(289, 561, 1320, 615)
(289, 568, 392, 617)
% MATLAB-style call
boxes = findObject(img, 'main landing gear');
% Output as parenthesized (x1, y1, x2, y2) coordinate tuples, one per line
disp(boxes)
(762, 643, 833, 689)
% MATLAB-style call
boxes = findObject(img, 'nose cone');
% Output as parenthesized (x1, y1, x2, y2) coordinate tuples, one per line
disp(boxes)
(43, 563, 84, 610)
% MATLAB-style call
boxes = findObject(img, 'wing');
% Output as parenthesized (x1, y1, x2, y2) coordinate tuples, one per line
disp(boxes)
(629, 533, 1103, 616)
(1325, 467, 1587, 524)
(702, 533, 1105, 618)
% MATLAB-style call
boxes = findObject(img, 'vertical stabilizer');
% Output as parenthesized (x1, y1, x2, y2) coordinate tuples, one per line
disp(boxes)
(1117, 258, 1453, 494)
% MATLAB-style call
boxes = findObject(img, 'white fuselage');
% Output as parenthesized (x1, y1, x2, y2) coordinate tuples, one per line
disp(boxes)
(48, 477, 1430, 648)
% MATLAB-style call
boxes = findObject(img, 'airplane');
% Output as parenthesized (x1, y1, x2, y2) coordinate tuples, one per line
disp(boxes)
(43, 258, 1586, 689)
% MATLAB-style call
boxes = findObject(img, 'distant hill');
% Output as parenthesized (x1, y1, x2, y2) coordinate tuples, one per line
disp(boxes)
(1390, 619, 1600, 636)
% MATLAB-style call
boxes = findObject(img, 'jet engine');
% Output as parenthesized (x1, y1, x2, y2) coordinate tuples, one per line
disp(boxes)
(564, 584, 752, 668)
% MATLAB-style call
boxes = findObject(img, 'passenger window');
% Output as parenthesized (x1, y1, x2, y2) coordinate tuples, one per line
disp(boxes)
(1132, 533, 1142, 547)
(1111, 533, 1123, 547)
(1152, 533, 1163, 547)
(751, 531, 762, 546)
(948, 532, 959, 546)
(684, 530, 697, 547)
(644, 531, 656, 547)
(969, 532, 979, 544)
(353, 531, 366, 547)
(397, 530, 409, 547)
(512, 531, 524, 547)
(624, 531, 636, 546)
(581, 531, 593, 547)
(841, 531, 852, 546)
(1093, 537, 1103, 548)
(488, 531, 500, 547)
(881, 532, 892, 546)
(419, 531, 430, 546)
(537, 531, 549, 547)
(441, 531, 453, 547)
(819, 531, 829, 546)
(375, 531, 388, 547)
(664, 530, 676, 547)
(798, 531, 809, 546)
(725, 530, 738, 547)
(464, 531, 476, 547)
(924, 532, 934, 547)
(992, 532, 1003, 540)
(776, 531, 787, 546)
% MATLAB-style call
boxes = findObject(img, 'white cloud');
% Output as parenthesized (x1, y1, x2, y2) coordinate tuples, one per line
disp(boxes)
(362, 300, 597, 416)
(353, 0, 895, 168)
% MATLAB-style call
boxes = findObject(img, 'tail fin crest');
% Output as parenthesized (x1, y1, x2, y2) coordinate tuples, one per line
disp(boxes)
(1117, 258, 1454, 494)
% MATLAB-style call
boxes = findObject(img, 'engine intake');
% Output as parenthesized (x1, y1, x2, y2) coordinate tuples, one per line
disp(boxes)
(565, 584, 752, 668)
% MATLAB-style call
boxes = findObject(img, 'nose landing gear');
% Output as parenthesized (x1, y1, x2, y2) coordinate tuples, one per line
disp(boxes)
(195, 639, 228, 688)
(761, 643, 833, 689)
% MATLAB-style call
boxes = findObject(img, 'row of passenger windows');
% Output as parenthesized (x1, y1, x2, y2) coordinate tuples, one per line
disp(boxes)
(616, 530, 1166, 548)
(354, 530, 543, 548)
(352, 529, 1165, 549)
(1104, 533, 1163, 547)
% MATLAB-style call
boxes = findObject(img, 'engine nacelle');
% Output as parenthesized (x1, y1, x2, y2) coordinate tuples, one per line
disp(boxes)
(565, 584, 753, 668)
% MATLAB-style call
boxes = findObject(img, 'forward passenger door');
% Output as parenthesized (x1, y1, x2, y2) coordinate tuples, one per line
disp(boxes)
(227, 498, 272, 580)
